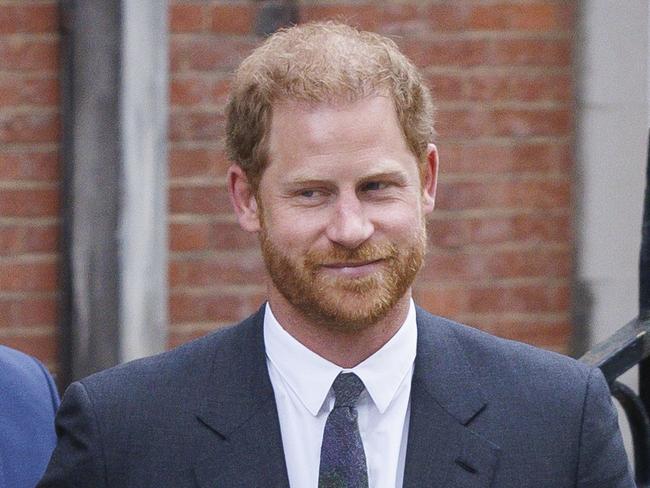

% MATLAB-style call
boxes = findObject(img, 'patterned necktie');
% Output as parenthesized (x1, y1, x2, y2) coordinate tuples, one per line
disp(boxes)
(318, 372, 369, 488)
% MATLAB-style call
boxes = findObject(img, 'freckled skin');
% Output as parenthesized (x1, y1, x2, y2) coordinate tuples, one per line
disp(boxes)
(228, 95, 438, 367)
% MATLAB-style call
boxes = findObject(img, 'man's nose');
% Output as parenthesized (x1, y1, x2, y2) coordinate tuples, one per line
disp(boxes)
(325, 194, 374, 249)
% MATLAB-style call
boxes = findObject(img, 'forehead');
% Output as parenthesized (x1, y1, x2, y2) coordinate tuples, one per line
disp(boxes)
(266, 96, 415, 176)
(270, 95, 398, 137)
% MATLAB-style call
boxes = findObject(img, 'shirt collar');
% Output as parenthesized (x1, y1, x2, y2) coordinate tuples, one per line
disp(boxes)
(263, 300, 417, 416)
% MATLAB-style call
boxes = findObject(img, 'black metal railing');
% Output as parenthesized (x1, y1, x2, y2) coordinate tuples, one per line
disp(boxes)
(580, 131, 650, 487)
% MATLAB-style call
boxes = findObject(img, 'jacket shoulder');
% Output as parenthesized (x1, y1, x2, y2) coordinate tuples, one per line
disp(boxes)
(78, 310, 262, 404)
(416, 308, 593, 398)
(414, 309, 633, 487)
(0, 344, 59, 408)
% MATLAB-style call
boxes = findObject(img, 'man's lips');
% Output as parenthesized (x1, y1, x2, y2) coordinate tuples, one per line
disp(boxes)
(319, 259, 384, 277)
(321, 259, 382, 268)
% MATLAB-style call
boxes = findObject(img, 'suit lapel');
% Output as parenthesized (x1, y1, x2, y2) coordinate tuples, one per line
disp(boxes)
(403, 308, 500, 488)
(192, 307, 289, 487)
(189, 305, 500, 487)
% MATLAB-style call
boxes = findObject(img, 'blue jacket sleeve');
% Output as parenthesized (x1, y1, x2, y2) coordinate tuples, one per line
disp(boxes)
(0, 346, 60, 488)
(33, 355, 60, 414)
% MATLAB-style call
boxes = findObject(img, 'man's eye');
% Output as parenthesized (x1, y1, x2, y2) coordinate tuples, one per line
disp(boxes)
(296, 189, 328, 200)
(362, 181, 387, 191)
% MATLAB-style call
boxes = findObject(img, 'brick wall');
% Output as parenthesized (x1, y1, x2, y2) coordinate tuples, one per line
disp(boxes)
(0, 1, 60, 372)
(169, 0, 576, 353)
(0, 0, 575, 374)
(169, 1, 260, 348)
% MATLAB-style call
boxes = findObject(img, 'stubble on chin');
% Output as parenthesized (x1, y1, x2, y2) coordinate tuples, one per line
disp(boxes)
(259, 227, 426, 332)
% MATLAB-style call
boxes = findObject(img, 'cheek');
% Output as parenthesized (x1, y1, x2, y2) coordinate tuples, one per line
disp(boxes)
(265, 212, 324, 247)
(370, 205, 423, 233)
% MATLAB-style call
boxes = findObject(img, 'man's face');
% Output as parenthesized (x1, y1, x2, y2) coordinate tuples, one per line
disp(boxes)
(247, 96, 436, 330)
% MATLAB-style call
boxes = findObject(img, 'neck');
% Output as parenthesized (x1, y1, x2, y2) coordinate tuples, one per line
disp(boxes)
(267, 288, 411, 368)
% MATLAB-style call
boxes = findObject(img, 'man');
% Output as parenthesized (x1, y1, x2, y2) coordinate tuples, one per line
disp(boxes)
(0, 345, 59, 487)
(40, 22, 633, 487)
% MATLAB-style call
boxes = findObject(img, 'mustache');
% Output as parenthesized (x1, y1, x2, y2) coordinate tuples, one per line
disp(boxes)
(304, 242, 398, 266)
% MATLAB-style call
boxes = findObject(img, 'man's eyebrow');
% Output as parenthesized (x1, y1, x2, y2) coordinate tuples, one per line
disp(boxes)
(281, 171, 410, 187)
(282, 177, 333, 188)
(358, 171, 409, 185)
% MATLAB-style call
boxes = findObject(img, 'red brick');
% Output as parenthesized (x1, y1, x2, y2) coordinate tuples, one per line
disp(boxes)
(170, 290, 264, 324)
(397, 5, 462, 33)
(0, 296, 57, 328)
(169, 185, 232, 215)
(0, 223, 59, 255)
(0, 331, 58, 364)
(412, 285, 467, 316)
(208, 221, 258, 249)
(401, 38, 490, 68)
(170, 221, 211, 252)
(0, 111, 60, 143)
(468, 3, 574, 32)
(170, 221, 257, 252)
(0, 149, 59, 181)
(427, 213, 571, 248)
(491, 38, 571, 67)
(467, 283, 570, 314)
(436, 108, 571, 139)
(302, 4, 431, 32)
(170, 76, 230, 107)
(435, 179, 571, 211)
(170, 36, 256, 72)
(463, 72, 572, 103)
(492, 108, 572, 138)
(0, 39, 59, 72)
(169, 253, 265, 287)
(210, 5, 255, 35)
(401, 37, 571, 69)
(0, 0, 62, 370)
(169, 3, 205, 33)
(369, 3, 571, 35)
(0, 260, 58, 292)
(413, 282, 571, 320)
(440, 142, 572, 175)
(168, 325, 227, 349)
(170, 78, 209, 106)
(209, 77, 232, 106)
(301, 4, 375, 29)
(468, 318, 572, 351)
(428, 73, 465, 101)
(169, 110, 225, 142)
(167, 331, 195, 349)
(420, 247, 571, 282)
(169, 147, 230, 178)
(0, 0, 580, 367)
(0, 188, 60, 218)
(0, 76, 59, 107)
(0, 4, 59, 34)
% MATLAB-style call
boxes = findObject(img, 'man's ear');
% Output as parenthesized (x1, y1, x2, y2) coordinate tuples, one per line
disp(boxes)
(421, 143, 439, 214)
(227, 165, 261, 232)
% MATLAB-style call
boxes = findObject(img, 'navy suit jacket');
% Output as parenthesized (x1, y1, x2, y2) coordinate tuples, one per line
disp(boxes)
(0, 345, 59, 488)
(39, 306, 634, 487)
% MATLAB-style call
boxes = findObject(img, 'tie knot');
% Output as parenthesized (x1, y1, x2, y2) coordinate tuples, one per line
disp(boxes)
(332, 373, 365, 408)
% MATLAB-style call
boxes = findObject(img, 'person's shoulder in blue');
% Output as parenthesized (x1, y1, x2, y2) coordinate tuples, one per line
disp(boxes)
(0, 344, 60, 488)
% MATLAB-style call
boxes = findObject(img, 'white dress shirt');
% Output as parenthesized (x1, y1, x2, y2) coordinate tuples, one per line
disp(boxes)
(264, 300, 417, 488)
